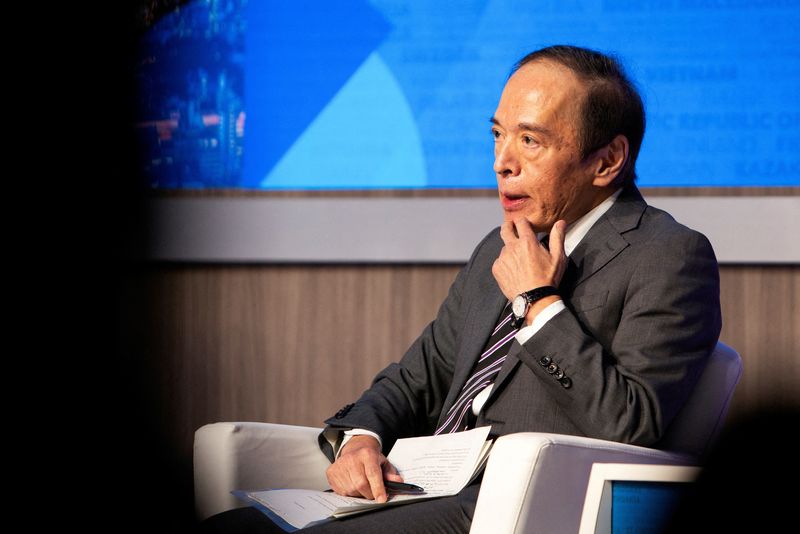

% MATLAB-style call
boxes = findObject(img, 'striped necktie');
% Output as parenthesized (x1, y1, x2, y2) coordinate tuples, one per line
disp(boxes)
(434, 301, 519, 434)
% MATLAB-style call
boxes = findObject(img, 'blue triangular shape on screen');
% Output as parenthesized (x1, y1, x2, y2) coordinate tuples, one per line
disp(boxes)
(243, 0, 391, 187)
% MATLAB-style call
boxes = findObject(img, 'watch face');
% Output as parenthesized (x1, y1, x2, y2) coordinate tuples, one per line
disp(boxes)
(512, 295, 527, 318)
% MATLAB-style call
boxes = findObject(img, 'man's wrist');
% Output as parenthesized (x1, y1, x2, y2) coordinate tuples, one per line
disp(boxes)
(512, 286, 560, 327)
(340, 434, 381, 455)
(515, 299, 566, 345)
(524, 295, 562, 326)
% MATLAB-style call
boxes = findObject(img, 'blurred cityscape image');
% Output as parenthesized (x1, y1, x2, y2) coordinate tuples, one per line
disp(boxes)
(135, 0, 245, 189)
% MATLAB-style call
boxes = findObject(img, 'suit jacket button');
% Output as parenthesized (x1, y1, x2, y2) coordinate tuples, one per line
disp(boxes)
(547, 363, 559, 374)
(554, 368, 565, 380)
(539, 355, 552, 367)
(335, 403, 354, 418)
(559, 377, 572, 389)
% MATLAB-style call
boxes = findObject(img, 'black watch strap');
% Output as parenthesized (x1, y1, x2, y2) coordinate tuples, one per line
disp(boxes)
(522, 285, 559, 303)
(512, 286, 559, 328)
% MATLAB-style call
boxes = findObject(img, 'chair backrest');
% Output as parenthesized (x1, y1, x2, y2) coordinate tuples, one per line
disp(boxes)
(656, 341, 742, 458)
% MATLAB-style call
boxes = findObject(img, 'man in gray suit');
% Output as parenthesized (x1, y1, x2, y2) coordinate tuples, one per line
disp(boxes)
(201, 45, 721, 533)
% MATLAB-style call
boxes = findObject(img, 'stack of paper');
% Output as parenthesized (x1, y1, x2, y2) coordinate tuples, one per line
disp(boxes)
(235, 426, 493, 531)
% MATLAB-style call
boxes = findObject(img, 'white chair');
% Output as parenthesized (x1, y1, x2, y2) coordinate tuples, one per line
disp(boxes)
(194, 341, 741, 533)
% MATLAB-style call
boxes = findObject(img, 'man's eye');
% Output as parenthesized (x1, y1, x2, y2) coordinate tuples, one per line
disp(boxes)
(522, 135, 537, 146)
(491, 129, 501, 140)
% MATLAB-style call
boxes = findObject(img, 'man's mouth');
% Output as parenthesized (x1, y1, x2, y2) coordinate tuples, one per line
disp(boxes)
(500, 192, 528, 210)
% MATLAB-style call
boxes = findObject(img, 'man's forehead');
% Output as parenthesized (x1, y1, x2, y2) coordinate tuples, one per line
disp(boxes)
(506, 61, 585, 104)
(496, 60, 585, 129)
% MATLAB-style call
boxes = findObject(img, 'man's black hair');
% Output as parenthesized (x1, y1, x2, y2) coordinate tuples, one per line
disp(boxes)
(513, 45, 645, 186)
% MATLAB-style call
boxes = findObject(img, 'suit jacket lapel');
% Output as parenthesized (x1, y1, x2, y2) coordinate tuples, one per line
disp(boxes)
(562, 185, 646, 290)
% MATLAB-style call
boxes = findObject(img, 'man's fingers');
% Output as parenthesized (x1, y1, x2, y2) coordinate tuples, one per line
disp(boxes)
(499, 221, 517, 243)
(548, 220, 567, 258)
(337, 459, 376, 500)
(327, 434, 387, 500)
(514, 217, 535, 239)
(325, 465, 342, 493)
(364, 460, 388, 503)
(328, 464, 366, 499)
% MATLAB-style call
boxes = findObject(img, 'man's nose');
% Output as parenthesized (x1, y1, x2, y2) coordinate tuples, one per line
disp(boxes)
(493, 139, 520, 178)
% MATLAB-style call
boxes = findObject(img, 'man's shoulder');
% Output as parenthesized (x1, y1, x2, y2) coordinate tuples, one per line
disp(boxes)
(468, 226, 504, 263)
(612, 205, 718, 278)
(613, 186, 713, 253)
(635, 203, 712, 251)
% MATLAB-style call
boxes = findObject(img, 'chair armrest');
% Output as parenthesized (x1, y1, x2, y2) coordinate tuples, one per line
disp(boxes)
(193, 422, 329, 520)
(470, 433, 696, 534)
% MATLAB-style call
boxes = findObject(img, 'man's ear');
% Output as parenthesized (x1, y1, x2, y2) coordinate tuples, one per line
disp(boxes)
(591, 134, 629, 187)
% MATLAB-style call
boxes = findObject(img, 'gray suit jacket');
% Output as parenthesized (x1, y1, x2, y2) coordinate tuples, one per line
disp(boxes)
(322, 185, 722, 458)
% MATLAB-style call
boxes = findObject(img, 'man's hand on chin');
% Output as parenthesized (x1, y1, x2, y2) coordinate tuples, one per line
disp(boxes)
(492, 218, 567, 323)
(325, 435, 404, 503)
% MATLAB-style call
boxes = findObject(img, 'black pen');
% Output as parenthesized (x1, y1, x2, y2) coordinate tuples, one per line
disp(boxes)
(384, 480, 425, 494)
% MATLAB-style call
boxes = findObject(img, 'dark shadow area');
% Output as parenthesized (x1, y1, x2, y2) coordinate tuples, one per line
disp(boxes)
(665, 404, 800, 532)
(27, 2, 194, 532)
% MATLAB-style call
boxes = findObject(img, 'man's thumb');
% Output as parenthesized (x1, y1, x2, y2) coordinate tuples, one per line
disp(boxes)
(382, 461, 404, 482)
(549, 220, 567, 255)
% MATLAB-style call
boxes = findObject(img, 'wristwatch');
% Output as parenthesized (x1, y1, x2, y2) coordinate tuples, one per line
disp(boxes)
(511, 286, 559, 328)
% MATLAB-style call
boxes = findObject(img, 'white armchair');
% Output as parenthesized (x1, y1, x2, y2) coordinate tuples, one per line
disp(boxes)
(194, 341, 741, 533)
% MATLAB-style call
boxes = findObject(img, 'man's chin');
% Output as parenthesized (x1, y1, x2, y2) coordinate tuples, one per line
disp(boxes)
(502, 214, 550, 233)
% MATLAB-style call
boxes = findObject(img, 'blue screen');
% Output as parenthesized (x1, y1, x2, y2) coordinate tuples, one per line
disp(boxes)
(135, 0, 800, 189)
(611, 481, 690, 533)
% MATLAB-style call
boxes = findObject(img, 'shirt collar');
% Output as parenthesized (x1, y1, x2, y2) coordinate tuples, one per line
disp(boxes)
(554, 188, 622, 257)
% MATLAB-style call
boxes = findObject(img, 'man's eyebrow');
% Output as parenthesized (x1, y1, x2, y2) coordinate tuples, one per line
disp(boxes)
(489, 117, 553, 137)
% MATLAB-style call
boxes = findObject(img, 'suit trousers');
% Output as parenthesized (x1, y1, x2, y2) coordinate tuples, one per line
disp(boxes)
(197, 480, 480, 534)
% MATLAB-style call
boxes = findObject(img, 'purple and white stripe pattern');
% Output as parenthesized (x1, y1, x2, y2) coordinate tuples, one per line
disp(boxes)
(434, 303, 519, 434)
